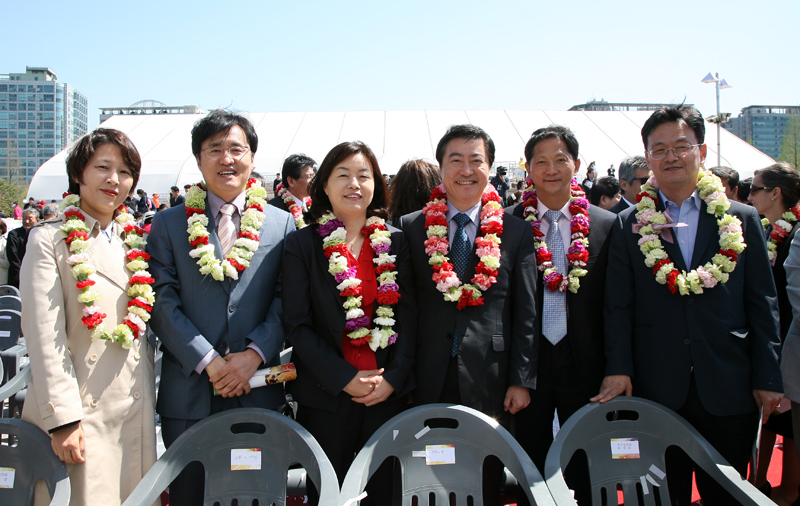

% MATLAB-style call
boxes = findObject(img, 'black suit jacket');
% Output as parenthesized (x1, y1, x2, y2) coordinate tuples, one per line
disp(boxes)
(6, 226, 30, 288)
(397, 209, 538, 417)
(510, 203, 615, 396)
(282, 223, 417, 412)
(773, 221, 800, 340)
(268, 195, 290, 213)
(605, 200, 783, 416)
(608, 198, 631, 215)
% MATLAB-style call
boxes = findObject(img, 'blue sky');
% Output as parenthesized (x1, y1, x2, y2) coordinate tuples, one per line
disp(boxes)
(6, 0, 799, 129)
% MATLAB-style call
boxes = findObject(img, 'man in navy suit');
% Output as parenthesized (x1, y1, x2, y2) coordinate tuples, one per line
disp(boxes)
(148, 110, 294, 506)
(608, 155, 649, 215)
(267, 153, 316, 214)
(596, 105, 783, 505)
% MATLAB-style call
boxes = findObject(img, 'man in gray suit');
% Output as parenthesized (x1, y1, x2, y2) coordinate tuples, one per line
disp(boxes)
(148, 110, 294, 506)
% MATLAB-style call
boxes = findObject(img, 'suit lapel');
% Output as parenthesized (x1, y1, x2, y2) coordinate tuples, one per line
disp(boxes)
(655, 200, 688, 272)
(87, 226, 130, 291)
(205, 200, 231, 294)
(690, 201, 718, 269)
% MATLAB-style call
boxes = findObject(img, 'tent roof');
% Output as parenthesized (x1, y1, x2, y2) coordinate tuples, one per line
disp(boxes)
(28, 110, 774, 200)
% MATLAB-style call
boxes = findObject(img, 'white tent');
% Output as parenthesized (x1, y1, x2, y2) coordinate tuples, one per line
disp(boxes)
(27, 110, 775, 201)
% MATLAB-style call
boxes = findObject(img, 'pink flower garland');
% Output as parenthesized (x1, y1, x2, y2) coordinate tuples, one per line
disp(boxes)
(422, 185, 503, 309)
(520, 179, 590, 293)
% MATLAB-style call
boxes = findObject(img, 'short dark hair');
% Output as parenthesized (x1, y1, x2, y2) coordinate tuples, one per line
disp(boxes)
(709, 166, 740, 189)
(282, 153, 317, 186)
(0, 219, 6, 235)
(305, 141, 388, 223)
(137, 189, 145, 196)
(755, 162, 800, 209)
(738, 177, 753, 202)
(641, 104, 705, 148)
(590, 176, 621, 207)
(618, 155, 649, 183)
(191, 109, 258, 158)
(171, 186, 179, 192)
(524, 125, 579, 163)
(65, 128, 142, 195)
(435, 124, 495, 168)
(388, 159, 442, 221)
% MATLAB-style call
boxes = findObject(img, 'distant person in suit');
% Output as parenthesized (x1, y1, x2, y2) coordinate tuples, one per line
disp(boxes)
(0, 219, 9, 285)
(609, 155, 649, 214)
(580, 162, 596, 198)
(148, 109, 295, 506)
(268, 153, 316, 228)
(710, 165, 741, 202)
(6, 206, 40, 287)
(169, 185, 185, 208)
(282, 141, 416, 505)
(589, 175, 622, 211)
(510, 125, 615, 505)
(386, 158, 441, 223)
(748, 162, 800, 504)
(397, 124, 537, 505)
(597, 104, 783, 505)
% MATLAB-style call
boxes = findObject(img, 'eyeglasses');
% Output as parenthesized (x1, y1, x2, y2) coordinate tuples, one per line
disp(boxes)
(750, 184, 774, 194)
(202, 146, 250, 159)
(629, 177, 650, 184)
(647, 144, 700, 160)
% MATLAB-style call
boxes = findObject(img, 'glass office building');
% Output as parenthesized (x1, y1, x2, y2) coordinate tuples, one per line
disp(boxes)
(723, 105, 800, 160)
(0, 67, 88, 182)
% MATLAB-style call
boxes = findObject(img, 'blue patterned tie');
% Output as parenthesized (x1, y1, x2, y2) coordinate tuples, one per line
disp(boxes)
(542, 210, 567, 344)
(450, 213, 471, 356)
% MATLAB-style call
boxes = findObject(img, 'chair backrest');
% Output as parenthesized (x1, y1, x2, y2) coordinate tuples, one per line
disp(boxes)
(0, 309, 22, 351)
(121, 407, 339, 506)
(339, 404, 555, 506)
(0, 286, 20, 298)
(0, 296, 21, 313)
(544, 397, 773, 506)
(0, 418, 71, 506)
(0, 363, 29, 405)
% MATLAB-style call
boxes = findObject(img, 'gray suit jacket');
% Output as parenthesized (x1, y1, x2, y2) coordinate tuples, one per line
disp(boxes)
(782, 231, 800, 403)
(148, 199, 294, 419)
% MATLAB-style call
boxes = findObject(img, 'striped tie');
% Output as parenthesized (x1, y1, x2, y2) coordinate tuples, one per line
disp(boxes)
(450, 213, 471, 357)
(218, 203, 237, 257)
(542, 210, 567, 344)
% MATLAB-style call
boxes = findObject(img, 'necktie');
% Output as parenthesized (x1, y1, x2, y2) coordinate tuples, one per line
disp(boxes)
(218, 203, 237, 257)
(450, 213, 471, 357)
(542, 210, 567, 344)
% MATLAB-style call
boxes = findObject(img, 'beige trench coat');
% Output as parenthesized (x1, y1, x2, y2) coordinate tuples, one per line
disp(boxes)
(20, 214, 157, 506)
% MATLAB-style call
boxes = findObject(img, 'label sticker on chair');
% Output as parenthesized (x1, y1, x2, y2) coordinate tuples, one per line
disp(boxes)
(0, 315, 11, 320)
(610, 438, 640, 459)
(640, 475, 648, 495)
(412, 451, 426, 458)
(648, 464, 665, 480)
(393, 430, 399, 440)
(0, 468, 14, 488)
(415, 426, 431, 439)
(426, 444, 455, 465)
(231, 449, 261, 470)
(0, 330, 9, 337)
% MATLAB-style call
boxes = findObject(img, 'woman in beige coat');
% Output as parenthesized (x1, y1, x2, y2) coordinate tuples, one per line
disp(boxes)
(21, 128, 158, 506)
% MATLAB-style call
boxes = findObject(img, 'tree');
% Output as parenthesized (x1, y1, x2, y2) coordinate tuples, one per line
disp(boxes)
(0, 178, 28, 217)
(779, 115, 800, 169)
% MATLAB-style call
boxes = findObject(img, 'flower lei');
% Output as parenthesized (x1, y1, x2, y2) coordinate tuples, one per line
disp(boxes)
(185, 179, 267, 281)
(520, 178, 590, 293)
(276, 182, 310, 229)
(635, 169, 746, 295)
(317, 214, 401, 350)
(422, 185, 503, 309)
(762, 205, 800, 266)
(59, 194, 154, 349)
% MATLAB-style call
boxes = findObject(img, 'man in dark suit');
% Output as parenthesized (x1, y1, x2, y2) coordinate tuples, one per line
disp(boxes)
(148, 110, 294, 506)
(6, 207, 41, 288)
(267, 153, 316, 216)
(509, 126, 615, 503)
(608, 155, 649, 214)
(398, 124, 537, 505)
(596, 105, 783, 505)
(169, 185, 185, 208)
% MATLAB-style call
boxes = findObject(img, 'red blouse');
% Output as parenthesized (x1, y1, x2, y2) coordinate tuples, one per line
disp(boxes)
(341, 241, 378, 371)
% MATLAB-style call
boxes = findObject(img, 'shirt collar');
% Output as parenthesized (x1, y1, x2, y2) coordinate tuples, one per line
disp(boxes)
(659, 189, 702, 211)
(622, 195, 635, 207)
(207, 190, 247, 217)
(536, 198, 573, 219)
(446, 201, 481, 226)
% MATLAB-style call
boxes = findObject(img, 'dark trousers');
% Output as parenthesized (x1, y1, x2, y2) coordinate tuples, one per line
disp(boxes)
(439, 356, 506, 506)
(513, 335, 592, 505)
(666, 374, 759, 506)
(160, 395, 248, 506)
(296, 393, 407, 506)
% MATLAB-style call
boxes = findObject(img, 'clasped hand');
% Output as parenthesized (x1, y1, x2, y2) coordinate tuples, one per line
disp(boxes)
(206, 349, 262, 398)
(345, 368, 394, 407)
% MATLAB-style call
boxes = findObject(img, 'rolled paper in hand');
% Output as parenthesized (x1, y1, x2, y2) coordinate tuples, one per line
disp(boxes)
(214, 363, 297, 395)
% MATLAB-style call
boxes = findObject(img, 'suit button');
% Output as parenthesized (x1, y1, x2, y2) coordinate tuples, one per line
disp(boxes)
(134, 352, 141, 361)
(90, 399, 99, 407)
(684, 339, 690, 345)
(229, 305, 236, 313)
(133, 392, 141, 399)
(687, 298, 694, 305)
(89, 354, 98, 363)
(46, 402, 55, 413)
